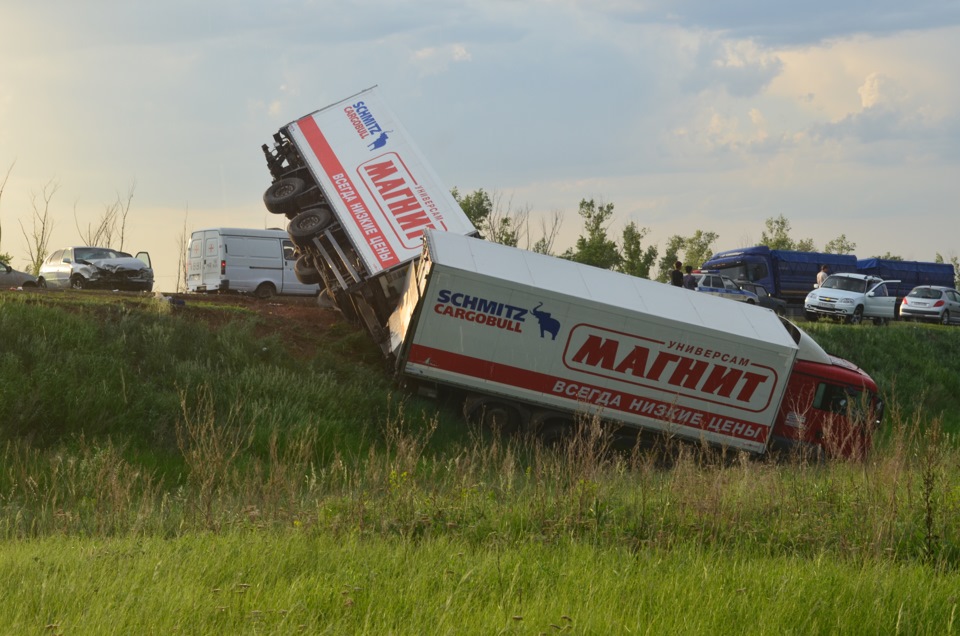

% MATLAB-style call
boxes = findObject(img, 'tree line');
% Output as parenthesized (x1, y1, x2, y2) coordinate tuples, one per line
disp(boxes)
(454, 187, 960, 286)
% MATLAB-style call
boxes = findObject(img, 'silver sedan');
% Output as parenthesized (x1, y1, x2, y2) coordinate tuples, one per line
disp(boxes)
(899, 286, 960, 325)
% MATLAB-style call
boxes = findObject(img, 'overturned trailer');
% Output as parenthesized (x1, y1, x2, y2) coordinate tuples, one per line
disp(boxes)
(260, 86, 477, 350)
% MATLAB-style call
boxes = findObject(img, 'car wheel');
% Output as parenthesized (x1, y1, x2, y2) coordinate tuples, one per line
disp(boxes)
(746, 299, 755, 305)
(847, 306, 863, 325)
(288, 207, 334, 248)
(263, 177, 306, 215)
(37, 277, 47, 289)
(942, 310, 951, 326)
(872, 317, 887, 326)
(254, 282, 276, 299)
(70, 275, 86, 290)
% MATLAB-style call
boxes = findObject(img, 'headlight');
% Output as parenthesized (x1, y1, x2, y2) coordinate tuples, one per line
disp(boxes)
(805, 292, 817, 302)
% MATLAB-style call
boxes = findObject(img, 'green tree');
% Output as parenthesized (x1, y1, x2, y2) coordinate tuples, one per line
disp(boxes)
(759, 214, 815, 252)
(935, 253, 960, 288)
(561, 199, 621, 270)
(823, 234, 856, 254)
(682, 230, 718, 270)
(452, 187, 524, 247)
(656, 235, 685, 282)
(451, 187, 491, 233)
(874, 252, 903, 261)
(617, 222, 657, 278)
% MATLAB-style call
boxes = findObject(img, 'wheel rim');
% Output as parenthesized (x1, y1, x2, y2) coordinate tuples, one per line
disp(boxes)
(943, 311, 950, 325)
(274, 182, 297, 198)
(850, 308, 863, 324)
(297, 214, 322, 232)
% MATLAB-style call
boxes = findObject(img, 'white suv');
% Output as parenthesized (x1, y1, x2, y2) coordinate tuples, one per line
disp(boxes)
(804, 273, 898, 325)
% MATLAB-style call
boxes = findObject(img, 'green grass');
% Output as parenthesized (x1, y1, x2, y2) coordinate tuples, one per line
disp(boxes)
(804, 320, 960, 434)
(3, 291, 960, 633)
(2, 533, 959, 634)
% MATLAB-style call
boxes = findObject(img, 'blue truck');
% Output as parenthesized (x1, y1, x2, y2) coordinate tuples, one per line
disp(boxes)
(700, 246, 956, 310)
(699, 246, 858, 305)
(855, 258, 956, 300)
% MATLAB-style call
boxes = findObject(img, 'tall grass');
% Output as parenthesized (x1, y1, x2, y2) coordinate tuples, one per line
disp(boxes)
(3, 292, 960, 631)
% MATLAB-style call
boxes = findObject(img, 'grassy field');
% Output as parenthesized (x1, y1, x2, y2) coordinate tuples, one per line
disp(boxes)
(2, 290, 959, 634)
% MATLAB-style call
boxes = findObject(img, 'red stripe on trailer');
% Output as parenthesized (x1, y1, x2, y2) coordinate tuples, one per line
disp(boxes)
(296, 116, 400, 268)
(407, 344, 771, 444)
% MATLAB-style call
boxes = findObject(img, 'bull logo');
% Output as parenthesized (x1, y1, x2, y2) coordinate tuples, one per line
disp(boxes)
(531, 302, 561, 340)
(367, 130, 393, 150)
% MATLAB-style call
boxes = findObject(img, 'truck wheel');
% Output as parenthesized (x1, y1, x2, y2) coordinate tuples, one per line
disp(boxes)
(479, 403, 520, 436)
(288, 207, 333, 248)
(847, 307, 864, 325)
(294, 255, 323, 285)
(263, 178, 306, 215)
(254, 282, 276, 299)
(333, 290, 362, 325)
(538, 421, 573, 449)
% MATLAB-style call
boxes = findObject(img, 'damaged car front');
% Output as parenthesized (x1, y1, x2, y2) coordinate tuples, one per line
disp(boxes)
(38, 247, 154, 292)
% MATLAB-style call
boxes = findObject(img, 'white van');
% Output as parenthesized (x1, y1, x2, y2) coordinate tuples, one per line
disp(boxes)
(186, 228, 320, 298)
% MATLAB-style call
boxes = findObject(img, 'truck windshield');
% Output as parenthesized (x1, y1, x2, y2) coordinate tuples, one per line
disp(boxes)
(708, 260, 767, 282)
(814, 383, 881, 428)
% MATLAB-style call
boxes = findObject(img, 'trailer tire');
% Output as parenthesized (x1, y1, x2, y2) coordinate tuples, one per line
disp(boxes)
(537, 421, 573, 448)
(333, 290, 361, 325)
(294, 255, 323, 285)
(263, 178, 306, 215)
(288, 207, 333, 248)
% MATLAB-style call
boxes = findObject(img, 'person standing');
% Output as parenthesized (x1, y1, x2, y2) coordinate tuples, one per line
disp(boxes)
(670, 261, 684, 287)
(682, 265, 697, 290)
(817, 265, 829, 287)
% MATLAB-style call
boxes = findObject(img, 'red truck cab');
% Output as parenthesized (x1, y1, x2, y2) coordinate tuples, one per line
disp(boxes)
(770, 321, 882, 458)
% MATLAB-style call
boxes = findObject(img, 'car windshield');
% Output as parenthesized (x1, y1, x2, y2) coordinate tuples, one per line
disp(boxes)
(908, 287, 941, 300)
(75, 247, 128, 261)
(820, 276, 867, 293)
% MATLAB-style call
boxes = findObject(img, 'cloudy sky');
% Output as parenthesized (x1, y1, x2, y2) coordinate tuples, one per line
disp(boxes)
(2, 0, 959, 289)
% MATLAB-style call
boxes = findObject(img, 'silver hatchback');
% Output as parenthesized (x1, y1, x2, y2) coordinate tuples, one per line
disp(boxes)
(899, 286, 960, 325)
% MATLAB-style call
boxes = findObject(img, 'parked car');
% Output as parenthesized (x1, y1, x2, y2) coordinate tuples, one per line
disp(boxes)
(899, 286, 960, 325)
(38, 247, 154, 292)
(804, 272, 897, 325)
(691, 271, 759, 304)
(0, 260, 38, 289)
(736, 280, 786, 315)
